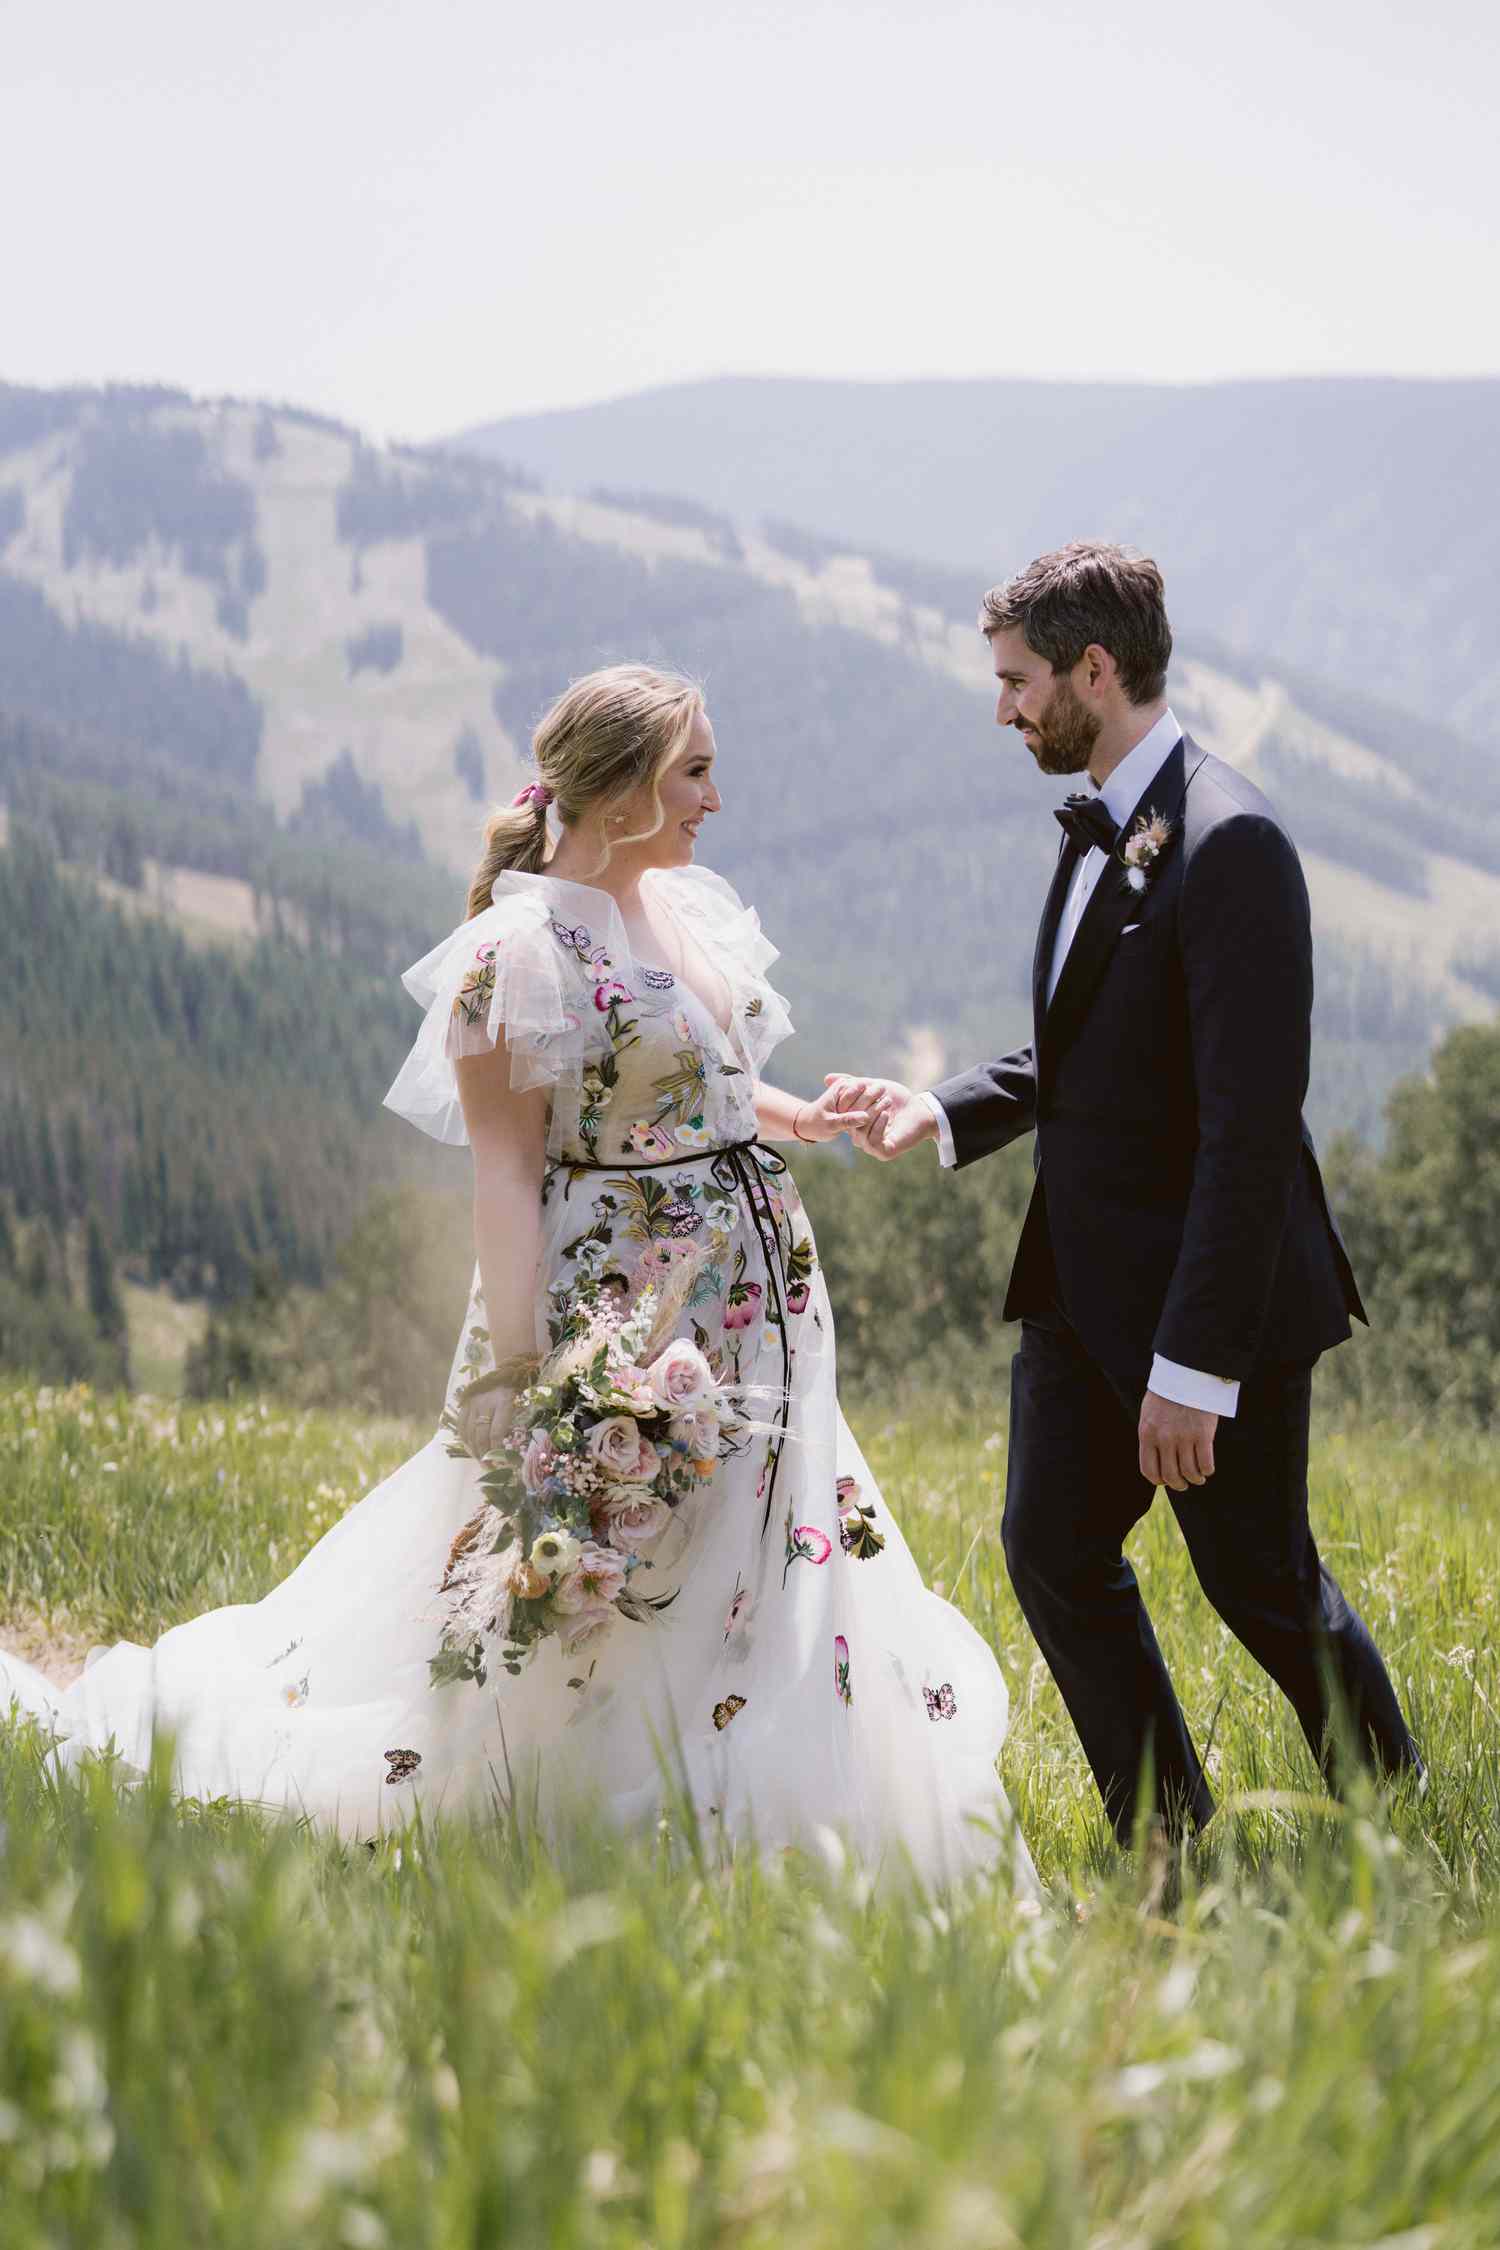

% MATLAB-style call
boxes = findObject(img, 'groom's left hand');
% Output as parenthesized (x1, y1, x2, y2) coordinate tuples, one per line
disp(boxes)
(1139, 1392, 1218, 1491)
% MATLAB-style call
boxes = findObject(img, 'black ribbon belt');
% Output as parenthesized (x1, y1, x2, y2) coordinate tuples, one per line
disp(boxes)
(550, 1139, 794, 1536)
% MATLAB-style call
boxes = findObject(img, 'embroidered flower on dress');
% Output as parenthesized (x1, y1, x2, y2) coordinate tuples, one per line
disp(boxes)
(834, 1635, 852, 1707)
(783, 1504, 832, 1585)
(628, 1121, 676, 1160)
(838, 1477, 886, 1559)
(724, 1576, 752, 1641)
(453, 941, 499, 1026)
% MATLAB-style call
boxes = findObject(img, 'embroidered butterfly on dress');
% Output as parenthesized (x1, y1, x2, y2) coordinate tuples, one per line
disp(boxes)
(550, 918, 613, 970)
(383, 1747, 422, 1782)
(923, 1684, 958, 1722)
(712, 1694, 747, 1731)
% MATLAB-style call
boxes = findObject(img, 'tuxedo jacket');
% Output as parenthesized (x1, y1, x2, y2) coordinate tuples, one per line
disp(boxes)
(933, 735, 1365, 1400)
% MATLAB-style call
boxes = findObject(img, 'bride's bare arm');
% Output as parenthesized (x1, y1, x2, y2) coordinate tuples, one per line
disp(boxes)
(754, 1081, 871, 1145)
(453, 1047, 551, 1453)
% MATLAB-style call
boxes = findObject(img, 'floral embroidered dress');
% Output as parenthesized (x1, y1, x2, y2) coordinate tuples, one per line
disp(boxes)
(1, 866, 1034, 1892)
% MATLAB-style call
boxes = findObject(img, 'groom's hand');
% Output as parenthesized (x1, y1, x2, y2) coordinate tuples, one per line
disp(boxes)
(824, 1075, 937, 1162)
(1139, 1392, 1218, 1491)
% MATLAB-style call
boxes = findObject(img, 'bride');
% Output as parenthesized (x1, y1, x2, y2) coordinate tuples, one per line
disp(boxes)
(2, 664, 1035, 1893)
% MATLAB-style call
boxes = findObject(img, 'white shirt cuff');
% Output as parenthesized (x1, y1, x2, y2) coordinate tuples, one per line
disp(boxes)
(1149, 1354, 1240, 1419)
(922, 1091, 957, 1169)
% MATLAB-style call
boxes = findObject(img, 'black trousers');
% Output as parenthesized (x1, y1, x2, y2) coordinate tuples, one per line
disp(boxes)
(1003, 1317, 1421, 1843)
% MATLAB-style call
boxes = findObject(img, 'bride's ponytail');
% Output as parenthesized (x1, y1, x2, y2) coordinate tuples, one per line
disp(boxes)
(464, 663, 704, 919)
(464, 794, 550, 918)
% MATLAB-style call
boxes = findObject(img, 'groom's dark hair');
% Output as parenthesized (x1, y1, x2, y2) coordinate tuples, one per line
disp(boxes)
(980, 541, 1172, 705)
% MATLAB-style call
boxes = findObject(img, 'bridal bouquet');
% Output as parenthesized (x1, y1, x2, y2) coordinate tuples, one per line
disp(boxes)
(431, 1278, 742, 1690)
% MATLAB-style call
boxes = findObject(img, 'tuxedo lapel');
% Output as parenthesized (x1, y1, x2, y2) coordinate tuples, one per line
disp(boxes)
(1041, 739, 1195, 1061)
(1032, 836, 1079, 1044)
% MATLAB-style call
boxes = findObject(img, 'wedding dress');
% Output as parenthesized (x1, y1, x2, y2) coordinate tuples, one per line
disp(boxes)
(1, 866, 1035, 1892)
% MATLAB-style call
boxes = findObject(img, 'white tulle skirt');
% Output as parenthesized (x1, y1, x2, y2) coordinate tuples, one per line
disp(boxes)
(2, 1269, 1037, 1897)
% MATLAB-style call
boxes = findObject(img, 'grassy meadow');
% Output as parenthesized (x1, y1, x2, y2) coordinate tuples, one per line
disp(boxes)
(3, 1377, 1499, 2247)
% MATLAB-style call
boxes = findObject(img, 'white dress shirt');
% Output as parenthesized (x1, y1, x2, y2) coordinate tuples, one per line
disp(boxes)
(924, 707, 1241, 1419)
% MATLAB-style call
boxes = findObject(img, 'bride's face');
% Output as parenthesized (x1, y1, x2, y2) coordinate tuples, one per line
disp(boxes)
(621, 709, 722, 866)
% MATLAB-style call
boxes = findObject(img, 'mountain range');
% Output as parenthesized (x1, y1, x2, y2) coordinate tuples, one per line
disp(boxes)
(456, 374, 1500, 755)
(2, 376, 1496, 1152)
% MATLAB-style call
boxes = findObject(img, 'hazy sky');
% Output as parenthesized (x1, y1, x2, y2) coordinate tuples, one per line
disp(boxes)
(3, 0, 1495, 441)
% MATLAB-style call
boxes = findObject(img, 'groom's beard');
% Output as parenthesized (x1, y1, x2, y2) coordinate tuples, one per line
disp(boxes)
(1018, 679, 1100, 776)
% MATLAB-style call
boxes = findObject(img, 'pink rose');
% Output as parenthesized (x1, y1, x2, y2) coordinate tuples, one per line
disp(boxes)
(646, 1338, 717, 1413)
(586, 1416, 658, 1481)
(521, 1429, 557, 1495)
(724, 1283, 762, 1331)
(552, 1542, 629, 1614)
(597, 1486, 673, 1551)
(557, 1607, 615, 1655)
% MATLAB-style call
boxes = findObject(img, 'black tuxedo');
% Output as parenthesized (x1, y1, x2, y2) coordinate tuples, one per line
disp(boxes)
(935, 735, 1420, 1839)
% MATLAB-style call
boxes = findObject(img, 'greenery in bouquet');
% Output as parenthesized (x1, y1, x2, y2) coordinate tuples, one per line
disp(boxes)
(430, 1263, 745, 1689)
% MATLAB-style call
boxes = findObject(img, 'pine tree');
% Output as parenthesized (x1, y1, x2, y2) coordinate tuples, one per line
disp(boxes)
(35, 1115, 67, 1238)
(5, 1102, 37, 1218)
(86, 1213, 127, 1341)
(62, 1109, 92, 1216)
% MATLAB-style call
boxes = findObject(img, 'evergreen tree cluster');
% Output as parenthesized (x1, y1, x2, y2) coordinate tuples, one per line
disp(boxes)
(335, 441, 533, 551)
(589, 487, 744, 559)
(288, 747, 425, 864)
(0, 826, 443, 1380)
(0, 569, 262, 784)
(60, 412, 268, 640)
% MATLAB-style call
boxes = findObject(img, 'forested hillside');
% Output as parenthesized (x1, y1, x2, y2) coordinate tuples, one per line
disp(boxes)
(0, 826, 449, 1387)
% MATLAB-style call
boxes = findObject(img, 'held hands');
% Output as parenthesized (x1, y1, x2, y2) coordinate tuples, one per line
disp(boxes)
(822, 1075, 937, 1162)
(790, 1082, 874, 1144)
(1138, 1392, 1218, 1491)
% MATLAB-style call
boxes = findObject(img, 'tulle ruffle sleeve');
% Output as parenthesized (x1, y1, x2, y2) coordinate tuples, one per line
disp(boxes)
(382, 887, 592, 1146)
(658, 865, 795, 1080)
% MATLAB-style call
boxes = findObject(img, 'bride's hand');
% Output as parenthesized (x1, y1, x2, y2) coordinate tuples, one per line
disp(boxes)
(824, 1075, 936, 1162)
(454, 1383, 517, 1461)
(791, 1082, 873, 1144)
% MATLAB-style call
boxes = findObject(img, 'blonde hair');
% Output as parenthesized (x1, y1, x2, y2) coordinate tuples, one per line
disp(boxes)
(465, 662, 705, 918)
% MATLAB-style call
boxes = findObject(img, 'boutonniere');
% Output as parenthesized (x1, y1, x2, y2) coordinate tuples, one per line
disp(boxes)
(1119, 808, 1175, 894)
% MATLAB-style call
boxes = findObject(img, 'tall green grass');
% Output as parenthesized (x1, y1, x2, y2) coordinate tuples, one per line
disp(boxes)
(3, 1380, 1499, 2245)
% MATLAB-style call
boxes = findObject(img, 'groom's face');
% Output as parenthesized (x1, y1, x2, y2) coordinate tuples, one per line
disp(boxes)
(990, 627, 1100, 777)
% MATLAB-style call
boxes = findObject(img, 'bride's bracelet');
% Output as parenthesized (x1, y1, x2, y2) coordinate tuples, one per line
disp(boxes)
(792, 1102, 818, 1144)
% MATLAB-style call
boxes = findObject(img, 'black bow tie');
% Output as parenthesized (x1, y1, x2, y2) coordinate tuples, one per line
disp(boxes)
(1054, 793, 1119, 858)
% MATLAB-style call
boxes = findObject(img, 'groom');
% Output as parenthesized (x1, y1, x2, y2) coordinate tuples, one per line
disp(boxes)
(837, 540, 1421, 1842)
